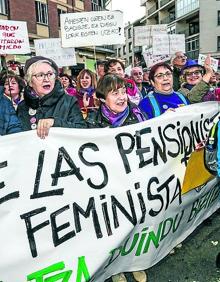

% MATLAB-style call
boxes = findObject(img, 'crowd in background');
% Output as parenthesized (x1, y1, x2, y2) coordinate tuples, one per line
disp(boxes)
(0, 51, 219, 138)
(0, 52, 220, 282)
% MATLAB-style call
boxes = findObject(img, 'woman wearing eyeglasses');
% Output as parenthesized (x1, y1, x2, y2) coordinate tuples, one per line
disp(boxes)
(17, 56, 86, 138)
(139, 62, 190, 119)
(178, 56, 216, 102)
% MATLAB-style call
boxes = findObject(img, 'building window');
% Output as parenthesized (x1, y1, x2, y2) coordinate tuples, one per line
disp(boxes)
(218, 11, 220, 25)
(129, 42, 132, 53)
(0, 0, 8, 15)
(128, 28, 132, 39)
(91, 0, 104, 11)
(35, 1, 48, 25)
(57, 8, 66, 27)
(176, 0, 199, 18)
(123, 45, 126, 55)
(118, 48, 121, 57)
(218, 36, 220, 51)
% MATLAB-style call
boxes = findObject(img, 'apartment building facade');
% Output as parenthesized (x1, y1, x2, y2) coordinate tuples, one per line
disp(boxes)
(141, 0, 220, 60)
(116, 0, 220, 69)
(0, 0, 114, 74)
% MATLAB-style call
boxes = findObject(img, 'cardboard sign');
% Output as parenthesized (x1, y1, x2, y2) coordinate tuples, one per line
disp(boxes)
(152, 34, 185, 55)
(34, 38, 76, 67)
(142, 46, 171, 67)
(198, 54, 219, 72)
(60, 10, 125, 48)
(0, 19, 30, 54)
(134, 25, 167, 47)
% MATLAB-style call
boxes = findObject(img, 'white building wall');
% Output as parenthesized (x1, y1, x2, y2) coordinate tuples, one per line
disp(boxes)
(200, 0, 220, 55)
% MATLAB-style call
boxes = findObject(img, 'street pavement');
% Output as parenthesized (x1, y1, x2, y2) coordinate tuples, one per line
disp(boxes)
(106, 209, 220, 282)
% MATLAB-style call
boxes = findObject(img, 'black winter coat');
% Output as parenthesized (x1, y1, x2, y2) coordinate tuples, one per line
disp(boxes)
(17, 80, 86, 131)
(86, 102, 147, 128)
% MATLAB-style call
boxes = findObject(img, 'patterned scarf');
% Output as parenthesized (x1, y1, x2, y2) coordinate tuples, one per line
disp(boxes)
(101, 103, 129, 127)
(78, 86, 95, 97)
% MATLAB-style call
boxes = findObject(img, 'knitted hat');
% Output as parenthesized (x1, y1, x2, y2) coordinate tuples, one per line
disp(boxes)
(24, 56, 59, 75)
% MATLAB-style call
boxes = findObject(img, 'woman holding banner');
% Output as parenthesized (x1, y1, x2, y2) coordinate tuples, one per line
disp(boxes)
(86, 73, 147, 282)
(86, 73, 147, 128)
(139, 62, 190, 119)
(17, 56, 86, 138)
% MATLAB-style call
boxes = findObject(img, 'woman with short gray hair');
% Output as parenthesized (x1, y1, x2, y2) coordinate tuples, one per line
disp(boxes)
(17, 56, 86, 138)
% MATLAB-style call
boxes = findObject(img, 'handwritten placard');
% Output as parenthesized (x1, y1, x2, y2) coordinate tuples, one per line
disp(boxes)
(152, 34, 185, 55)
(60, 10, 125, 48)
(0, 20, 30, 54)
(134, 25, 167, 47)
(198, 54, 219, 72)
(34, 38, 76, 67)
(142, 46, 171, 67)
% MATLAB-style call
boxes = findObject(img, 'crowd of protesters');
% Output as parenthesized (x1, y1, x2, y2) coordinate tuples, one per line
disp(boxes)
(1, 52, 220, 138)
(0, 51, 220, 282)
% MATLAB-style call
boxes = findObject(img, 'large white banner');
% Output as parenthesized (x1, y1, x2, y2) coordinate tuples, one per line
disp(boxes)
(0, 19, 30, 54)
(0, 102, 220, 282)
(34, 38, 77, 67)
(134, 25, 167, 47)
(60, 11, 124, 48)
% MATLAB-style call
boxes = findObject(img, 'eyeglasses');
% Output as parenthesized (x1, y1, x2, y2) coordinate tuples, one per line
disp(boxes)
(185, 70, 203, 77)
(154, 72, 173, 80)
(133, 72, 143, 76)
(176, 55, 187, 59)
(32, 72, 56, 81)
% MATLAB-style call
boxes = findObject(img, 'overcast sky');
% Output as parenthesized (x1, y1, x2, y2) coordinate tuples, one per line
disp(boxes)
(110, 0, 145, 25)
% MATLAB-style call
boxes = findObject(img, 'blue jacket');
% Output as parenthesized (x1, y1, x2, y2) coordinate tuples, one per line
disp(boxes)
(0, 86, 22, 135)
(139, 90, 190, 119)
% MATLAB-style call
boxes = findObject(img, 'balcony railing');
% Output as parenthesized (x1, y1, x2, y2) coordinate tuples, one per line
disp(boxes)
(148, 4, 157, 15)
(160, 0, 171, 8)
(160, 15, 175, 24)
(178, 29, 189, 37)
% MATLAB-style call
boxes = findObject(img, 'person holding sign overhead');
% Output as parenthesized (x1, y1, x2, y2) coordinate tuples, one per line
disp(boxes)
(178, 55, 217, 102)
(17, 56, 86, 138)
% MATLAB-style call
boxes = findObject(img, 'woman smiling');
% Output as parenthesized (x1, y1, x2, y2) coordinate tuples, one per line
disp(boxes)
(139, 62, 190, 119)
(86, 73, 147, 128)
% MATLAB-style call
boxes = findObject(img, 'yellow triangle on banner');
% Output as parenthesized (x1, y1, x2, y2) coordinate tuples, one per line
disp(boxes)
(181, 148, 215, 194)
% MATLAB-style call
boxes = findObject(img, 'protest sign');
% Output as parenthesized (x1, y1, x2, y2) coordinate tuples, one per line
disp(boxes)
(134, 25, 167, 47)
(0, 19, 30, 54)
(152, 34, 185, 55)
(60, 10, 124, 48)
(142, 46, 171, 67)
(0, 102, 220, 282)
(34, 38, 76, 67)
(198, 54, 219, 72)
